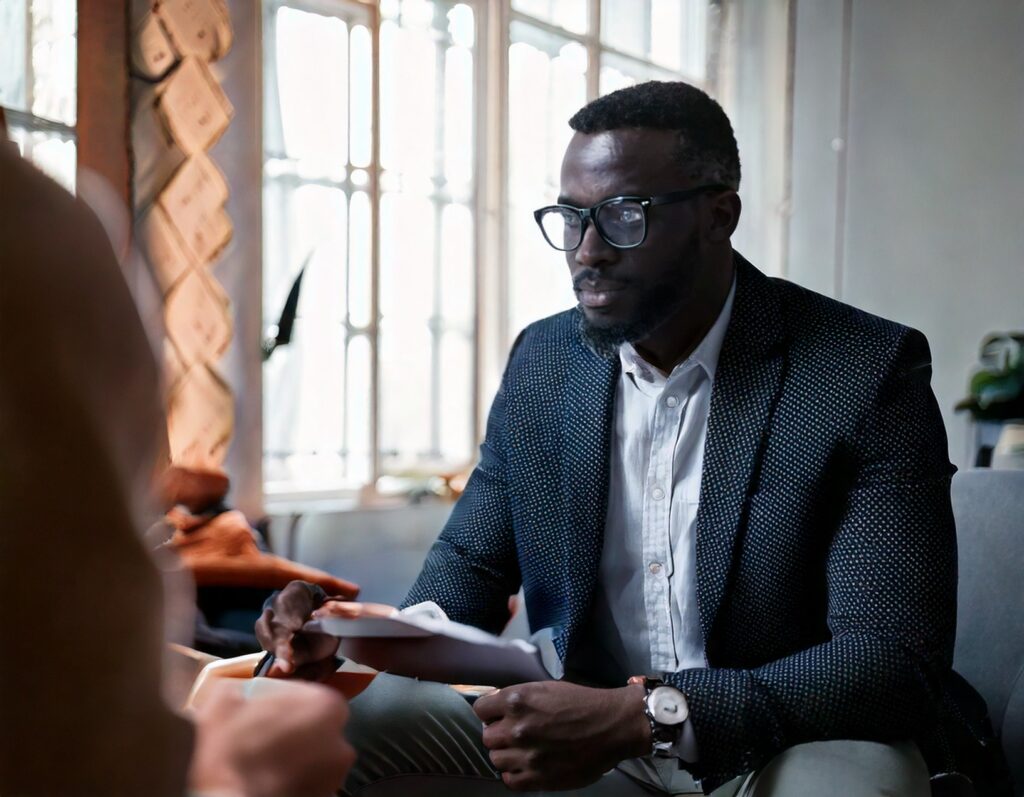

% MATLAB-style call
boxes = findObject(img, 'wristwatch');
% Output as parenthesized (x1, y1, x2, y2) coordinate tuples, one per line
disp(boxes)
(640, 677, 690, 757)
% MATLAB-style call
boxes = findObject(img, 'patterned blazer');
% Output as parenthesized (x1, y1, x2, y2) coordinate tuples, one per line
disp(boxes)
(404, 255, 987, 789)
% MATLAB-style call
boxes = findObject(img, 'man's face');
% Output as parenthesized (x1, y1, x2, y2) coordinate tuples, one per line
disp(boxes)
(558, 128, 715, 349)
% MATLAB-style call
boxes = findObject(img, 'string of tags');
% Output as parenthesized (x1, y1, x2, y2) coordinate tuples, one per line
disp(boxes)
(131, 0, 236, 470)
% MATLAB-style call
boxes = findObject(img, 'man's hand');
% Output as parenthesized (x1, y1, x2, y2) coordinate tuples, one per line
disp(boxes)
(255, 581, 344, 680)
(188, 679, 355, 797)
(473, 681, 651, 791)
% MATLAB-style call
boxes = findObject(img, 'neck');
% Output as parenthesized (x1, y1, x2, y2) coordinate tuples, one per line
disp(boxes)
(632, 253, 735, 373)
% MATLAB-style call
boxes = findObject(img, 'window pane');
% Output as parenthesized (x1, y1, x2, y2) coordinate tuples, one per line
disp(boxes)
(350, 24, 373, 168)
(274, 7, 348, 176)
(263, 1, 376, 494)
(443, 44, 473, 190)
(447, 2, 474, 47)
(10, 126, 76, 192)
(264, 183, 347, 323)
(438, 330, 472, 464)
(0, 0, 28, 112)
(512, 0, 587, 36)
(379, 16, 436, 177)
(30, 0, 77, 124)
(379, 0, 477, 476)
(345, 333, 372, 485)
(262, 183, 348, 493)
(440, 202, 473, 332)
(599, 51, 678, 96)
(264, 0, 478, 492)
(348, 190, 372, 329)
(601, 0, 707, 79)
(263, 326, 347, 493)
(380, 191, 435, 325)
(507, 23, 584, 335)
(379, 314, 433, 470)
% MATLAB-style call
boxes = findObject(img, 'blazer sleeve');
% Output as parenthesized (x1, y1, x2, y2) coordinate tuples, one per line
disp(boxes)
(400, 333, 526, 634)
(665, 327, 958, 788)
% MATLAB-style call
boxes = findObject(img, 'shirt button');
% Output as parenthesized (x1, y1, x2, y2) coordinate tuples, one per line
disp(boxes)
(665, 395, 679, 408)
(651, 487, 665, 501)
(649, 562, 663, 574)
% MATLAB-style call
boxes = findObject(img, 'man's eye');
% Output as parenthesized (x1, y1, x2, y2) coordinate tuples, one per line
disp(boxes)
(612, 206, 642, 224)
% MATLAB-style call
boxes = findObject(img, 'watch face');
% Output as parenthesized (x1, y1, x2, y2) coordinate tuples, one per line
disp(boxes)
(648, 686, 689, 725)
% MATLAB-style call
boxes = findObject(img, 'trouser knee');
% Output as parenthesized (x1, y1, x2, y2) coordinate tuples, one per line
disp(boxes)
(342, 673, 498, 795)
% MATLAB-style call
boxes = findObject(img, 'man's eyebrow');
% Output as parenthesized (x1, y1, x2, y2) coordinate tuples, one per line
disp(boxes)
(556, 195, 577, 205)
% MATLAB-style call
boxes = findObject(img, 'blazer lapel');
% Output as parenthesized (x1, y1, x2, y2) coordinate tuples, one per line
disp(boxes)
(696, 255, 786, 646)
(559, 311, 619, 653)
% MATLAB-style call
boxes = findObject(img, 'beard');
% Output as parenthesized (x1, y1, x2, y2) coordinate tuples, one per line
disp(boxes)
(576, 237, 702, 356)
(578, 284, 681, 351)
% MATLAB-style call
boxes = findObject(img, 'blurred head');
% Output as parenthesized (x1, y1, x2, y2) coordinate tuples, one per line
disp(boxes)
(552, 81, 742, 354)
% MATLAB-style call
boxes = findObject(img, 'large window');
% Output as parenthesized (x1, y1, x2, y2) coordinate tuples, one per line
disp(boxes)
(0, 0, 78, 191)
(507, 0, 709, 335)
(263, 0, 713, 498)
(263, 0, 478, 495)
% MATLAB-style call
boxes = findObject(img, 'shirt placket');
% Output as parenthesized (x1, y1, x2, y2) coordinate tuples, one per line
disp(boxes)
(642, 382, 681, 672)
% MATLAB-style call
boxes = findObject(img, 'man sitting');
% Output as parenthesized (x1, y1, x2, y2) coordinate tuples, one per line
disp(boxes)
(258, 81, 997, 796)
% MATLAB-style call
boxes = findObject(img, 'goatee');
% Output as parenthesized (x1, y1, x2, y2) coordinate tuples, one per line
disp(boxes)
(577, 282, 681, 357)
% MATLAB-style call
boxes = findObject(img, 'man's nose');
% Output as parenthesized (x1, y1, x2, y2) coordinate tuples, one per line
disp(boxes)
(573, 222, 617, 269)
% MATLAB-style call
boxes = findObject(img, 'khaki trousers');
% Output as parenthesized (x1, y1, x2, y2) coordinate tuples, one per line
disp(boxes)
(339, 674, 931, 797)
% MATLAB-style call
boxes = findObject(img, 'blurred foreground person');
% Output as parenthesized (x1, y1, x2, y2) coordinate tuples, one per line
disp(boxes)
(0, 141, 354, 795)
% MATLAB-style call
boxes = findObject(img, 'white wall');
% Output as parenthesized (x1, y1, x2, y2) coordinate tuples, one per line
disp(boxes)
(719, 0, 792, 279)
(787, 0, 1024, 466)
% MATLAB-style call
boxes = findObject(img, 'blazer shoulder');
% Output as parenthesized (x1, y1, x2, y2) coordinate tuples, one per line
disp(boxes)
(767, 276, 927, 371)
(506, 308, 582, 369)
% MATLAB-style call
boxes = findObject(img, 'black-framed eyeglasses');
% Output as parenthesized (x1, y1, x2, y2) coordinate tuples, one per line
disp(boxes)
(533, 184, 731, 251)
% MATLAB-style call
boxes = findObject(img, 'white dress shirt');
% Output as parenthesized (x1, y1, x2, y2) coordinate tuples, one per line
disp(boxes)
(589, 276, 737, 679)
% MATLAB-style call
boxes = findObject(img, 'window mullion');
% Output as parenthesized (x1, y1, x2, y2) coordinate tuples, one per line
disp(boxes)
(475, 0, 508, 446)
(430, 7, 447, 461)
(587, 0, 601, 100)
(369, 0, 382, 486)
(24, 0, 33, 122)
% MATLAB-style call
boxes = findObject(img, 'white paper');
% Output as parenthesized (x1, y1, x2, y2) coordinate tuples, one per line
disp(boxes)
(304, 612, 555, 687)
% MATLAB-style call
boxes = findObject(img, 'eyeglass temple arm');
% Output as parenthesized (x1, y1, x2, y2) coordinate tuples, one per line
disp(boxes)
(647, 185, 733, 206)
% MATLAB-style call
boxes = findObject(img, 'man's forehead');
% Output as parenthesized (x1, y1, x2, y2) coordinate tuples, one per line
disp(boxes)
(565, 128, 677, 161)
(559, 128, 682, 199)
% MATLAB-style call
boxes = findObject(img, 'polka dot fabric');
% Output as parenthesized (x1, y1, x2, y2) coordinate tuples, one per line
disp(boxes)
(403, 255, 984, 792)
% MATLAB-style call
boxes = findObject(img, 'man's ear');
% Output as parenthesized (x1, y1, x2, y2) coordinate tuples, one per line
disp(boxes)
(705, 190, 741, 243)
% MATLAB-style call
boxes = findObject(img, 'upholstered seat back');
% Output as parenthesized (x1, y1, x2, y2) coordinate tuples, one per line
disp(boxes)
(951, 469, 1024, 793)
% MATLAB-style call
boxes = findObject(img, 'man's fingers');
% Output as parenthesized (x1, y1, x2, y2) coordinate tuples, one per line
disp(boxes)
(292, 630, 341, 663)
(291, 655, 342, 683)
(502, 770, 536, 792)
(480, 721, 515, 750)
(472, 689, 506, 723)
(487, 748, 520, 773)
(254, 608, 276, 649)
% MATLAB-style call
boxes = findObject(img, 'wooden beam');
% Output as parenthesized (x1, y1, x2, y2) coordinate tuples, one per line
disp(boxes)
(76, 1, 131, 204)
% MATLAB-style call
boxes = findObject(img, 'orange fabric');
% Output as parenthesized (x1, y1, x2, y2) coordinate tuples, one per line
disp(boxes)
(167, 508, 358, 597)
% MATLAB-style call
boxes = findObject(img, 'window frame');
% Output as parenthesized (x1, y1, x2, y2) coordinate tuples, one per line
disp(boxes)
(1, 2, 132, 202)
(261, 0, 717, 505)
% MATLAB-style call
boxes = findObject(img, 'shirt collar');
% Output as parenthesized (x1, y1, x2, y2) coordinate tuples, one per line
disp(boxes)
(618, 273, 737, 387)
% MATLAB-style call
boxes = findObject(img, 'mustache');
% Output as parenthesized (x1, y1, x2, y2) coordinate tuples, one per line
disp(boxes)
(572, 270, 630, 291)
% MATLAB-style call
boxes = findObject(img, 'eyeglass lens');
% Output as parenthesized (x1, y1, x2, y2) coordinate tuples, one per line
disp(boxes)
(538, 200, 646, 251)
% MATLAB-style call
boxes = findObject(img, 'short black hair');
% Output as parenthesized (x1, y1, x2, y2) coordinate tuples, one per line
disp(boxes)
(568, 80, 741, 190)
